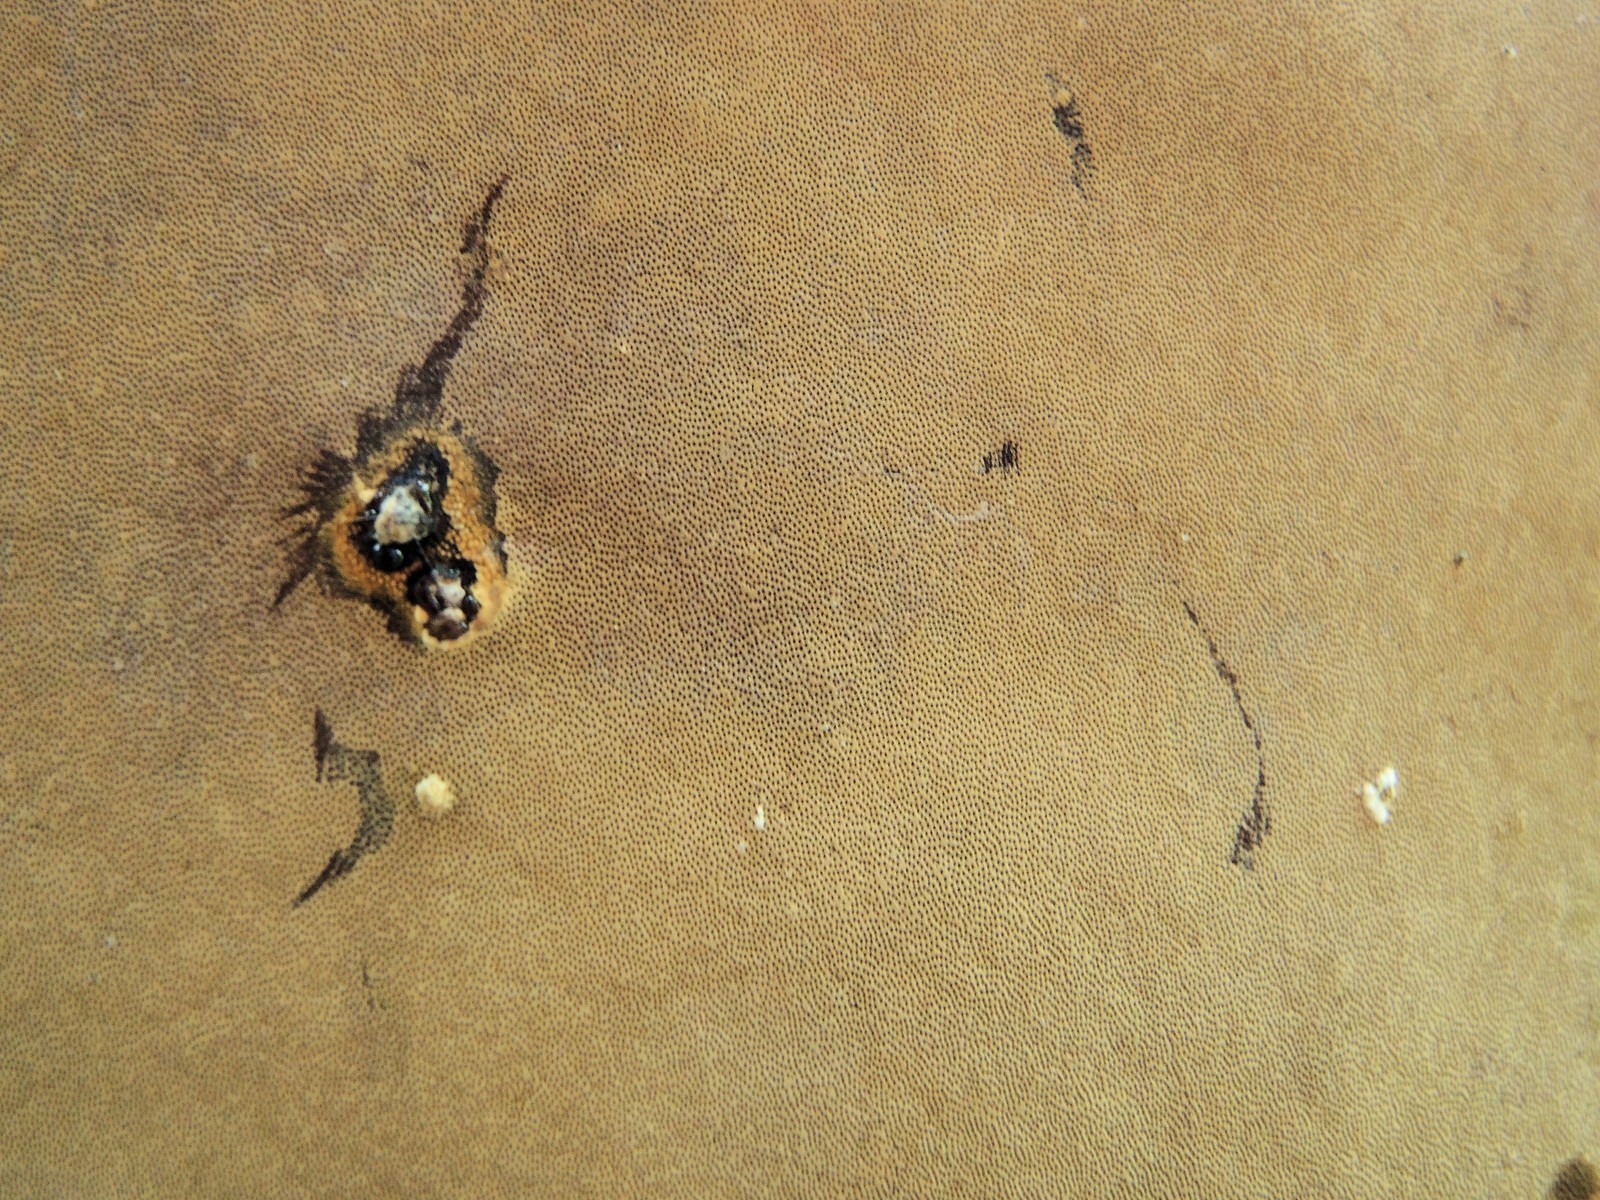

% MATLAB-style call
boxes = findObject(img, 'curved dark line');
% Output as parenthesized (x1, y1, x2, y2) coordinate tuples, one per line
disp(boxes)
(1181, 600, 1270, 869)
(294, 708, 395, 908)
(387, 175, 510, 435)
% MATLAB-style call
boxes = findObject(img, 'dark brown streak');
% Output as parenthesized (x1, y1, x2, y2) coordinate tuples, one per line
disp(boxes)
(273, 450, 353, 607)
(312, 707, 335, 782)
(294, 708, 395, 908)
(377, 174, 510, 446)
(1181, 599, 1271, 869)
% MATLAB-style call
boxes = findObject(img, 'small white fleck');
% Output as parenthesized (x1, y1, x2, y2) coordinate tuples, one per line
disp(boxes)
(1502, 43, 1519, 56)
(102, 933, 118, 949)
(1362, 782, 1392, 826)
(753, 805, 766, 832)
(414, 774, 457, 817)
(736, 838, 749, 854)
(1376, 766, 1399, 799)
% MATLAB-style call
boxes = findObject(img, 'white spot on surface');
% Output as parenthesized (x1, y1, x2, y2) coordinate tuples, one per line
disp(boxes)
(1360, 766, 1399, 826)
(414, 774, 457, 817)
(929, 499, 992, 525)
(753, 805, 767, 832)
(1362, 782, 1392, 826)
(374, 486, 428, 545)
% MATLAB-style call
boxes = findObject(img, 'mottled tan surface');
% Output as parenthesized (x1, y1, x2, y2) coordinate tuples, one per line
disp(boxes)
(2, 1, 1598, 1195)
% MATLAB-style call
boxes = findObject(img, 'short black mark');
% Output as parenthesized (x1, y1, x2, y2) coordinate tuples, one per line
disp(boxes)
(1046, 74, 1094, 196)
(294, 708, 394, 907)
(982, 440, 1019, 474)
(1182, 599, 1270, 870)
(359, 958, 386, 1011)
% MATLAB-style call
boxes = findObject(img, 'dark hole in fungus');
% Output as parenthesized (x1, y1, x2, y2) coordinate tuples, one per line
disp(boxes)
(352, 442, 453, 573)
(272, 177, 511, 647)
(407, 558, 481, 642)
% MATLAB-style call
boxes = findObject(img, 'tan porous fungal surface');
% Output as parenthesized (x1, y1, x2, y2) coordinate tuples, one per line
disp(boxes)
(2, 1, 1598, 1194)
